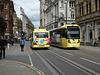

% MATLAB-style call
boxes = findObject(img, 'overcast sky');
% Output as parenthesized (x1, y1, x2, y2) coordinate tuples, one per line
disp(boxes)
(13, 0, 40, 28)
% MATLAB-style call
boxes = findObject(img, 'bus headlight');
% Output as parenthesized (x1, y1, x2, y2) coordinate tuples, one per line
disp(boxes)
(68, 40, 71, 43)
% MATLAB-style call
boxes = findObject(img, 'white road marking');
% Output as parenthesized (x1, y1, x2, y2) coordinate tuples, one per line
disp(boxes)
(28, 54, 33, 66)
(53, 48, 60, 51)
(63, 51, 74, 56)
(50, 51, 100, 75)
(80, 57, 100, 66)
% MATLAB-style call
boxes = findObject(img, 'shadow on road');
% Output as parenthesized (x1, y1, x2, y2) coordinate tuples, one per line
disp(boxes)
(30, 47, 49, 50)
(51, 45, 80, 50)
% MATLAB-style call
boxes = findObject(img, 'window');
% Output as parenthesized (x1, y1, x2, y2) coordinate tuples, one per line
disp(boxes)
(80, 7, 81, 16)
(5, 13, 7, 20)
(99, 0, 100, 10)
(82, 6, 84, 15)
(5, 4, 7, 9)
(69, 1, 75, 7)
(71, 11, 75, 19)
(61, 1, 64, 8)
(86, 4, 88, 14)
(95, 0, 97, 11)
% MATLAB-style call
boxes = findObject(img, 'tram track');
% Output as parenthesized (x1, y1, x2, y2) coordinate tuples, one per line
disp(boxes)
(35, 49, 99, 75)
(34, 50, 64, 75)
(48, 50, 100, 75)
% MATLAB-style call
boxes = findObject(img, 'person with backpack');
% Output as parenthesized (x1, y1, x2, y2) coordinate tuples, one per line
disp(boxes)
(20, 38, 25, 52)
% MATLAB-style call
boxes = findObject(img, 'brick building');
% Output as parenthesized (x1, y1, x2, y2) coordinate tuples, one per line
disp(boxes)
(4, 0, 14, 39)
(0, 0, 7, 37)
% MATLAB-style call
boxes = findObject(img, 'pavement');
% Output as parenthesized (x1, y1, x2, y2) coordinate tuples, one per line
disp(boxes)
(80, 45, 100, 51)
(0, 43, 44, 75)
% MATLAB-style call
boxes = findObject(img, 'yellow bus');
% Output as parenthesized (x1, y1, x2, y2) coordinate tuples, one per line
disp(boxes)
(30, 29, 50, 48)
(50, 24, 80, 48)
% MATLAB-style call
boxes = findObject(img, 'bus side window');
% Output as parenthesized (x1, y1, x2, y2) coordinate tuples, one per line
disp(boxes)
(61, 33, 67, 38)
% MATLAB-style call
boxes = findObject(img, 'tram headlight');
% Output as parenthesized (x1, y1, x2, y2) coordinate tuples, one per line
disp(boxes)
(78, 40, 80, 43)
(33, 42, 37, 45)
(68, 40, 71, 43)
(47, 42, 50, 45)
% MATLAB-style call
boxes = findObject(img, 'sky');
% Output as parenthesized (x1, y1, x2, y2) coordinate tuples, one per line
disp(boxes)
(13, 0, 40, 28)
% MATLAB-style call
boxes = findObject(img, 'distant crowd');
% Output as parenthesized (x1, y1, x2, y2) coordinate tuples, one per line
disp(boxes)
(0, 36, 14, 59)
(0, 36, 25, 59)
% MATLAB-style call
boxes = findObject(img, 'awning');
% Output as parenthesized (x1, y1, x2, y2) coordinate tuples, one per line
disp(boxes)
(0, 17, 7, 29)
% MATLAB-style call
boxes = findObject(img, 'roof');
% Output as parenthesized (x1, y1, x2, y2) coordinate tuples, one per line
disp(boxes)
(49, 24, 79, 32)
(33, 29, 49, 32)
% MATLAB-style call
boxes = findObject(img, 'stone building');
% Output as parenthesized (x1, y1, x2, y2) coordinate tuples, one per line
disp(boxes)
(40, 0, 75, 30)
(39, 0, 45, 28)
(14, 4, 34, 39)
(0, 0, 7, 37)
(13, 12, 22, 39)
(26, 20, 34, 40)
(75, 0, 100, 46)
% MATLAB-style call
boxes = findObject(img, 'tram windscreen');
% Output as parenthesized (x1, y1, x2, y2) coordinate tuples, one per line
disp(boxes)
(67, 26, 80, 39)
(35, 32, 48, 38)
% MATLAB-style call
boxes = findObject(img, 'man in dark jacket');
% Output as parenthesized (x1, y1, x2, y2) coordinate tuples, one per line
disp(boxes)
(0, 36, 7, 59)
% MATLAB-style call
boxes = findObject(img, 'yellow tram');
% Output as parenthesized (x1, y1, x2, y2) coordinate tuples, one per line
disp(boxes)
(30, 29, 50, 48)
(50, 24, 80, 48)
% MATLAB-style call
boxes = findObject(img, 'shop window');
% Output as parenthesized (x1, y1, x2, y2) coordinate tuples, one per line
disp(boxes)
(87, 24, 92, 42)
(98, 25, 100, 42)
(81, 25, 85, 42)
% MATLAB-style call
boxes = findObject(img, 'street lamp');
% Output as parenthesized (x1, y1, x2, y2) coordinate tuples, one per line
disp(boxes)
(64, 0, 68, 24)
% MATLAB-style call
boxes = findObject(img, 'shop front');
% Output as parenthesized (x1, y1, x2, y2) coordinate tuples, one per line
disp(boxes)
(95, 21, 100, 43)
(80, 21, 100, 46)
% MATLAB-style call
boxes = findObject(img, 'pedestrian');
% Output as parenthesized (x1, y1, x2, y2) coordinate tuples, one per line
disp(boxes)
(93, 38, 97, 47)
(20, 38, 25, 52)
(0, 36, 7, 59)
(11, 39, 14, 46)
(7, 39, 10, 50)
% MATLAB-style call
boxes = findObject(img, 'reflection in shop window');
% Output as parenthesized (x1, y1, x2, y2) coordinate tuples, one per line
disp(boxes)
(87, 24, 92, 42)
(98, 25, 100, 42)
(81, 25, 85, 42)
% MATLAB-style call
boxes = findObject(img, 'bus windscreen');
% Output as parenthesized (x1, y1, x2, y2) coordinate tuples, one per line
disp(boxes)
(35, 32, 48, 38)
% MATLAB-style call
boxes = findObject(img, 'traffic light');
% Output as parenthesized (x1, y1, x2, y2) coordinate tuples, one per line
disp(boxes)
(20, 31, 24, 37)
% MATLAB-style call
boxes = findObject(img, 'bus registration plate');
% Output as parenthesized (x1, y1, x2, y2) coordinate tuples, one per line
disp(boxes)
(39, 45, 44, 47)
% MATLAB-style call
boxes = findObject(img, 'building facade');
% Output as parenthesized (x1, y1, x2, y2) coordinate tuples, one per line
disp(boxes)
(41, 0, 75, 30)
(4, 0, 14, 39)
(13, 12, 22, 39)
(75, 0, 100, 46)
(39, 0, 45, 28)
(14, 4, 34, 39)
(0, 0, 7, 37)
(26, 20, 34, 40)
